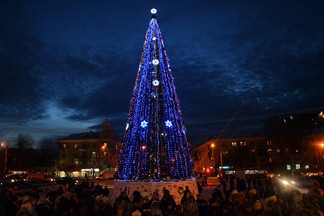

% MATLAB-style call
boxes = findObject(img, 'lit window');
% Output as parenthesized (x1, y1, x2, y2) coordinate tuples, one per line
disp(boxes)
(63, 144, 67, 149)
(74, 144, 78, 149)
(240, 141, 243, 146)
(92, 152, 96, 157)
(243, 141, 247, 146)
(305, 165, 309, 169)
(74, 159, 79, 166)
(231, 142, 237, 147)
(296, 164, 300, 170)
(287, 165, 291, 170)
(104, 143, 107, 147)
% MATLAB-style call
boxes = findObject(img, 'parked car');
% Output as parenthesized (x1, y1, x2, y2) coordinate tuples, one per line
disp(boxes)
(25, 173, 54, 182)
(2, 174, 25, 183)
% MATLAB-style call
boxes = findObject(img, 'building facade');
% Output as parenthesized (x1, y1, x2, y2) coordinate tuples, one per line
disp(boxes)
(57, 120, 121, 178)
(192, 137, 273, 174)
(192, 134, 324, 174)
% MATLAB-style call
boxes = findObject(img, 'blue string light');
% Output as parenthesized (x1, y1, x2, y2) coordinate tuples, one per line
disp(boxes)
(116, 14, 194, 182)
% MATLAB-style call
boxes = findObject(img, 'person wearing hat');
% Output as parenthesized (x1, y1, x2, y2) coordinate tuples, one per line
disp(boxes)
(160, 190, 176, 216)
(182, 192, 199, 216)
(229, 189, 238, 203)
(243, 189, 264, 215)
(131, 190, 144, 212)
(151, 200, 163, 216)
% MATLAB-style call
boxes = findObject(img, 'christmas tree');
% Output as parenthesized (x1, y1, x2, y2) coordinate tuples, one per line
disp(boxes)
(117, 9, 194, 181)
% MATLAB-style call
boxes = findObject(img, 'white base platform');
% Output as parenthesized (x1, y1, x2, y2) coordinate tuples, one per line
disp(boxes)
(110, 180, 198, 205)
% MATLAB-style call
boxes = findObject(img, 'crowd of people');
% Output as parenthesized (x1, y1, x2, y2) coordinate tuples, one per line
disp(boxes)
(1, 175, 324, 216)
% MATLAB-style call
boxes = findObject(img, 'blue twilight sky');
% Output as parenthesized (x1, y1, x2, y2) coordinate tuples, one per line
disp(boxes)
(0, 0, 323, 146)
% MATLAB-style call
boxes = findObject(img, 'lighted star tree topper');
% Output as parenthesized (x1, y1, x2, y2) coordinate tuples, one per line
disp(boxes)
(117, 9, 194, 181)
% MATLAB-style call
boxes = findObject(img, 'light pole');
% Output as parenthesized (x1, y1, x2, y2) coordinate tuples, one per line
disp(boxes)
(319, 143, 324, 172)
(220, 147, 223, 171)
(101, 145, 106, 168)
(211, 143, 215, 160)
(210, 143, 223, 174)
(1, 142, 8, 175)
(210, 143, 215, 175)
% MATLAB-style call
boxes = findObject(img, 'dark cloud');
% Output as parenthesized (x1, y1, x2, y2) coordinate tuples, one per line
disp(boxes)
(0, 0, 323, 144)
(0, 1, 47, 122)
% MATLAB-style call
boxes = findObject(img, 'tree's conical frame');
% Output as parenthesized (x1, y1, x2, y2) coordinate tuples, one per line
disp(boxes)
(117, 14, 194, 181)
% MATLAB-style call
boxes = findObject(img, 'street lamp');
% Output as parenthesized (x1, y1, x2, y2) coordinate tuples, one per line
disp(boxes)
(1, 141, 8, 175)
(315, 142, 324, 173)
(210, 143, 215, 160)
(320, 143, 324, 171)
(101, 145, 107, 167)
(210, 143, 223, 173)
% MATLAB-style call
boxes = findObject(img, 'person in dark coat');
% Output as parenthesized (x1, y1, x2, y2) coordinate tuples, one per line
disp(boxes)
(160, 190, 176, 216)
(182, 192, 199, 216)
(196, 193, 208, 215)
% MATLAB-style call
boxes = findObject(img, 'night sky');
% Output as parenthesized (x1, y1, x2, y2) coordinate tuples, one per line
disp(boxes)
(1, 0, 323, 146)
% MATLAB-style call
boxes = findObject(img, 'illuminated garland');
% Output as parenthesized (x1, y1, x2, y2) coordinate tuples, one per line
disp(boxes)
(116, 14, 194, 182)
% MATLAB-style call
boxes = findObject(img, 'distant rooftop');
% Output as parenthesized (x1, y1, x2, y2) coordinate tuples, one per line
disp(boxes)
(58, 131, 101, 140)
(58, 120, 114, 141)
